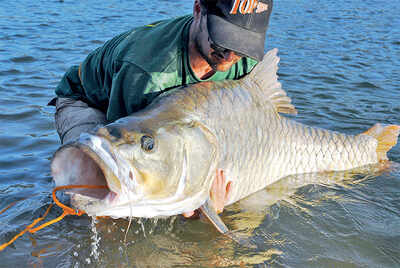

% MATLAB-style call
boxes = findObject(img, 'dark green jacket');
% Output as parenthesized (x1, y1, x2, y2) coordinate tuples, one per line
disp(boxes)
(55, 15, 258, 122)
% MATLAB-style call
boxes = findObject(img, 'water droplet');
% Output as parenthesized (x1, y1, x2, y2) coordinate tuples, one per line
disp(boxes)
(90, 217, 101, 261)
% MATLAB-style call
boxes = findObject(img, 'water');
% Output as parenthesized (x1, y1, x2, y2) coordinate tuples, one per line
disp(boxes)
(0, 0, 399, 267)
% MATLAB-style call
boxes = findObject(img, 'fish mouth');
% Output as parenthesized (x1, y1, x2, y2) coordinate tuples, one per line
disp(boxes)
(51, 134, 122, 212)
(51, 134, 211, 218)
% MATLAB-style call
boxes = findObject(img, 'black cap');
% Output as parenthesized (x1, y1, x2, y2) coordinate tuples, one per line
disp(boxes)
(205, 0, 273, 61)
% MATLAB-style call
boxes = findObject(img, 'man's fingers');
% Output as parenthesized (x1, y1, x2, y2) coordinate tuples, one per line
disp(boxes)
(183, 211, 195, 218)
(186, 168, 230, 217)
(225, 181, 232, 203)
(214, 169, 224, 187)
(209, 169, 232, 214)
(219, 169, 226, 185)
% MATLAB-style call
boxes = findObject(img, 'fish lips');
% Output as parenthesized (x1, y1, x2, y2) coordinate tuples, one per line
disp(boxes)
(78, 133, 124, 194)
(51, 133, 124, 209)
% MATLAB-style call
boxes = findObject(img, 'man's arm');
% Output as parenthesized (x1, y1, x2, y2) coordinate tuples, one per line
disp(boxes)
(53, 63, 109, 144)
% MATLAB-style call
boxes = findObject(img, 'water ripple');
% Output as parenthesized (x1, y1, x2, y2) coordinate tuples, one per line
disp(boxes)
(0, 0, 399, 266)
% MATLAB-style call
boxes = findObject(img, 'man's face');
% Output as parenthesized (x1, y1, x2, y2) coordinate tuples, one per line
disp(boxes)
(194, 13, 242, 72)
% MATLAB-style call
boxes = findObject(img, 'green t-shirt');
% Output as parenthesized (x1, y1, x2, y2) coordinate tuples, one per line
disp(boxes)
(55, 15, 258, 122)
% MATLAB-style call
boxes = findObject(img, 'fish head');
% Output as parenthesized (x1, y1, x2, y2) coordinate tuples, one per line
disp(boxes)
(51, 116, 218, 218)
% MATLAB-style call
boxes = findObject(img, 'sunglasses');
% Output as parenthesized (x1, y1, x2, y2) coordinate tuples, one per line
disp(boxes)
(208, 37, 247, 58)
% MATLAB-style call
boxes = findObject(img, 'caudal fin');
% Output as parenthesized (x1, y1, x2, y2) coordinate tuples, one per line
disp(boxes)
(362, 124, 400, 161)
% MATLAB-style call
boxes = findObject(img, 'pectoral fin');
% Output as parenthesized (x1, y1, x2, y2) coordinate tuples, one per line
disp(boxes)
(200, 199, 256, 248)
(200, 198, 230, 234)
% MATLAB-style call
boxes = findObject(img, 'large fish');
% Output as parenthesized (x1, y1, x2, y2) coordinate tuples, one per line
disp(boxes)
(51, 49, 399, 235)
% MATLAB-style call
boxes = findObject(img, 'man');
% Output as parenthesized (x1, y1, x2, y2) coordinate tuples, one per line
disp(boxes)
(50, 0, 273, 217)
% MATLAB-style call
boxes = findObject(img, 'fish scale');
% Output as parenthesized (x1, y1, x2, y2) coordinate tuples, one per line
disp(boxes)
(194, 85, 379, 204)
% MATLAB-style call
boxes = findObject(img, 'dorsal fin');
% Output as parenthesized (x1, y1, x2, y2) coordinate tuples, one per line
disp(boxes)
(244, 48, 297, 115)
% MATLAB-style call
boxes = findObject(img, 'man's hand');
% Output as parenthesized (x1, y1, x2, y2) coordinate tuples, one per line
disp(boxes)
(183, 169, 232, 218)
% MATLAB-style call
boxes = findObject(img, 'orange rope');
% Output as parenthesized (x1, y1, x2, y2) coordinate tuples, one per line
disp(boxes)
(0, 194, 38, 216)
(29, 185, 107, 233)
(0, 184, 108, 251)
(0, 204, 53, 251)
(0, 201, 17, 216)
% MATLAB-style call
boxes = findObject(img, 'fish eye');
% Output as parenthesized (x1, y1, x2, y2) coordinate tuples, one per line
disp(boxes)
(140, 135, 154, 152)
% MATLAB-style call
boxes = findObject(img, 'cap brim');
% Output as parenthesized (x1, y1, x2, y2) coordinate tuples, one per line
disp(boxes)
(207, 14, 265, 61)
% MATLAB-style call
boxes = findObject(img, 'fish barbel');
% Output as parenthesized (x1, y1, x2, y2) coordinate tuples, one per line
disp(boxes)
(51, 49, 399, 228)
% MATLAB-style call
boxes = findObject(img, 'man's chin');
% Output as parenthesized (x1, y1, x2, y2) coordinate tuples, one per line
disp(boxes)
(206, 55, 239, 73)
(214, 62, 235, 72)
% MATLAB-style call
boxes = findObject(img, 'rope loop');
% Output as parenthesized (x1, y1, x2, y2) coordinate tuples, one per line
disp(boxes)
(0, 184, 107, 251)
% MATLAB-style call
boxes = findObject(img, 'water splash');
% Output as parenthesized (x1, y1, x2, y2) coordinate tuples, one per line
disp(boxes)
(89, 216, 100, 262)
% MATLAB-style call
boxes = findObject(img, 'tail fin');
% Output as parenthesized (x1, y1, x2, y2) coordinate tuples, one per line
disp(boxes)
(362, 124, 400, 161)
(244, 48, 297, 115)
